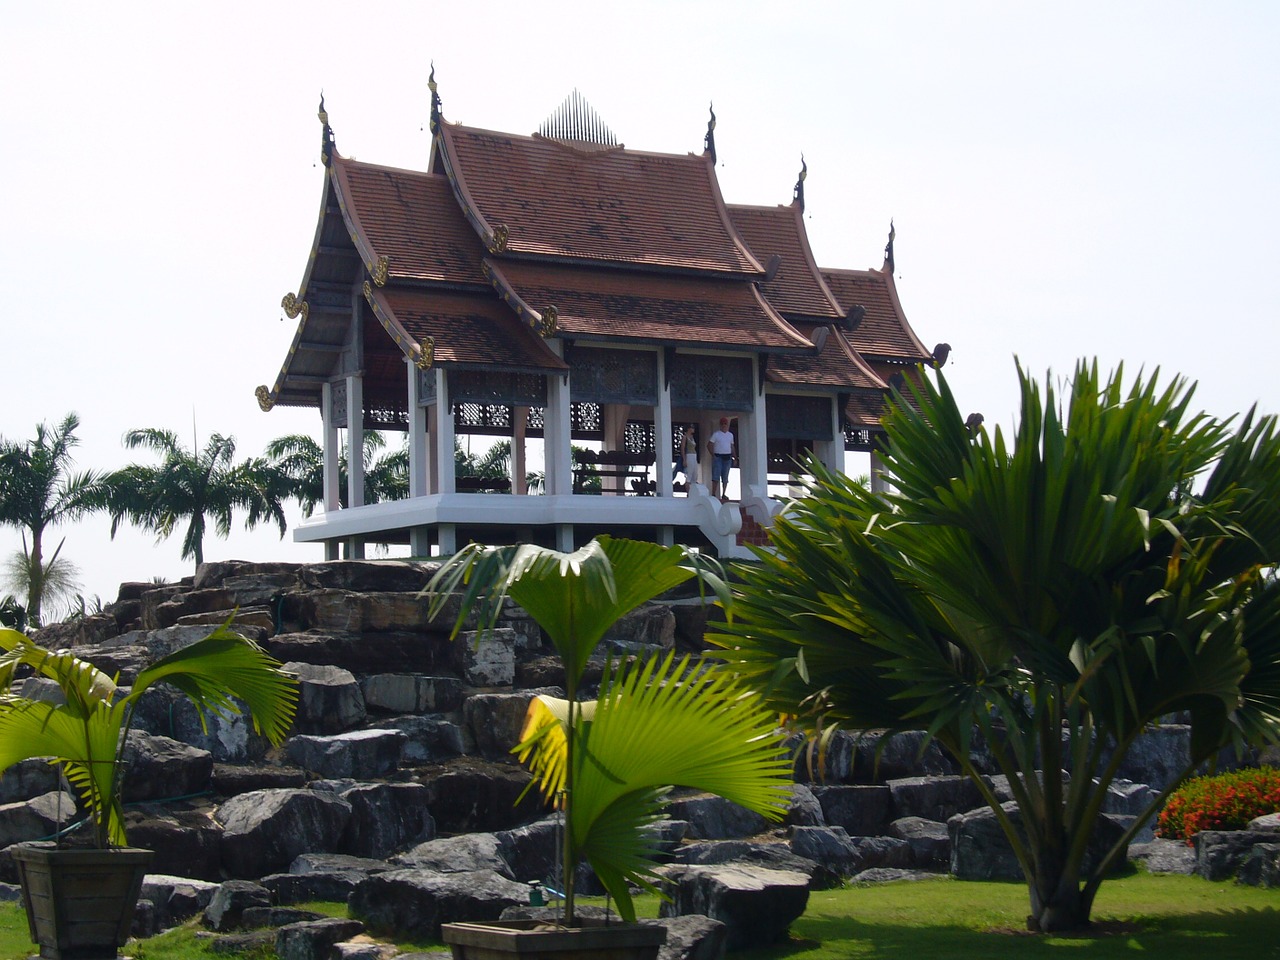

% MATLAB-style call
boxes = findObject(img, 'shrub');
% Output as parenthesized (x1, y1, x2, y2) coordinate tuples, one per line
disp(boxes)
(1157, 767, 1280, 843)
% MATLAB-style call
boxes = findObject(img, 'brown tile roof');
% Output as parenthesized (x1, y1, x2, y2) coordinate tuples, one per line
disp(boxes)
(821, 267, 932, 362)
(484, 259, 813, 352)
(769, 322, 887, 390)
(845, 389, 888, 429)
(331, 157, 488, 286)
(437, 124, 763, 275)
(727, 204, 843, 320)
(369, 287, 568, 372)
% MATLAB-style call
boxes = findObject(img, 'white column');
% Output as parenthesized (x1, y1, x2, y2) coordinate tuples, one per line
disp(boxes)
(345, 374, 365, 508)
(433, 367, 455, 495)
(814, 396, 844, 475)
(739, 360, 769, 495)
(655, 351, 673, 498)
(545, 368, 572, 496)
(512, 406, 528, 495)
(321, 382, 341, 512)
(407, 362, 428, 499)
(871, 449, 890, 493)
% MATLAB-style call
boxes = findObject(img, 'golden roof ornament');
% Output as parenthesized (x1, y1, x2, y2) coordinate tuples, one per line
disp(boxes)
(538, 305, 559, 337)
(415, 336, 436, 370)
(793, 154, 807, 213)
(703, 103, 717, 165)
(255, 385, 275, 411)
(428, 62, 442, 134)
(488, 224, 510, 254)
(373, 255, 389, 287)
(319, 92, 336, 166)
(281, 292, 309, 322)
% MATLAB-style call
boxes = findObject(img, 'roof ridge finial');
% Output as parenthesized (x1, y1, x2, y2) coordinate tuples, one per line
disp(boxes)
(704, 102, 717, 164)
(538, 91, 618, 148)
(429, 62, 443, 134)
(318, 91, 335, 166)
(792, 154, 807, 212)
(884, 218, 896, 273)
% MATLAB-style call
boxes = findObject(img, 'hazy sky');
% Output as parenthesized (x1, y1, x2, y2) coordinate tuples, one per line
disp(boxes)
(2, 2, 1277, 610)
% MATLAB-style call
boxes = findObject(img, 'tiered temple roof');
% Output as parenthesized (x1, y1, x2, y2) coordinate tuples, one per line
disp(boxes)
(261, 90, 943, 442)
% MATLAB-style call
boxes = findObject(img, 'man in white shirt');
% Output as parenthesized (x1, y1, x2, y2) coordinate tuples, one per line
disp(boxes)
(706, 417, 735, 502)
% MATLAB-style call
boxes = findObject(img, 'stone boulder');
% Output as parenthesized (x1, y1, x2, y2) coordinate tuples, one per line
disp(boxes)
(887, 775, 984, 823)
(368, 716, 464, 764)
(889, 816, 950, 868)
(336, 782, 435, 860)
(262, 853, 396, 905)
(1194, 830, 1280, 881)
(121, 731, 213, 802)
(267, 631, 453, 675)
(653, 914, 727, 960)
(204, 880, 272, 932)
(360, 674, 464, 714)
(416, 759, 540, 833)
(131, 686, 271, 763)
(679, 839, 834, 888)
(140, 875, 219, 932)
(285, 729, 405, 780)
(349, 869, 528, 940)
(217, 789, 352, 878)
(657, 864, 809, 951)
(786, 784, 825, 827)
(1237, 842, 1280, 887)
(1129, 838, 1196, 874)
(453, 628, 517, 687)
(854, 731, 956, 782)
(0, 758, 63, 805)
(949, 802, 1128, 881)
(600, 603, 676, 653)
(276, 917, 366, 960)
(665, 792, 769, 840)
(296, 560, 433, 594)
(395, 833, 513, 878)
(463, 692, 544, 758)
(494, 818, 559, 883)
(0, 791, 77, 848)
(283, 662, 367, 735)
(124, 802, 224, 880)
(809, 785, 891, 836)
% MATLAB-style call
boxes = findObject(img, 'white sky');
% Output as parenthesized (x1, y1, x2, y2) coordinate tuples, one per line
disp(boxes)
(2, 1, 1278, 610)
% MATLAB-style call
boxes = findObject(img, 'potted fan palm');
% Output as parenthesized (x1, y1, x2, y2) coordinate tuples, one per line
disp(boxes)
(0, 621, 298, 960)
(426, 535, 792, 959)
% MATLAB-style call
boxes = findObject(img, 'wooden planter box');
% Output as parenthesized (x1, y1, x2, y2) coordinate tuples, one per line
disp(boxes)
(12, 846, 153, 960)
(441, 917, 665, 960)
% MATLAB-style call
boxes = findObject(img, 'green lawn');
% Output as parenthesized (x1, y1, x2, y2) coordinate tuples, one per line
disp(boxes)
(2, 872, 1277, 960)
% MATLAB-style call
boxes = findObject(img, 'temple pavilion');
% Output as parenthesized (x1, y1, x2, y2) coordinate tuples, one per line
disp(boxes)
(257, 83, 947, 560)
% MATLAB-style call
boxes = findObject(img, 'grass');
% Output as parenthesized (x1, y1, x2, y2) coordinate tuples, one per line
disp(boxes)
(1, 872, 1277, 960)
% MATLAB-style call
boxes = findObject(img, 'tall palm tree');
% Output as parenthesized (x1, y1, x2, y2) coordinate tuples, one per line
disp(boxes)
(713, 360, 1280, 933)
(106, 429, 287, 569)
(265, 432, 407, 515)
(0, 414, 108, 626)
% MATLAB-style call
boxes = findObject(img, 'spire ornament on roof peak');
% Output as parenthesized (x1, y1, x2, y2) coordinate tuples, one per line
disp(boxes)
(428, 63, 443, 134)
(539, 90, 618, 149)
(793, 154, 807, 212)
(704, 103, 717, 164)
(884, 219, 896, 273)
(318, 92, 336, 166)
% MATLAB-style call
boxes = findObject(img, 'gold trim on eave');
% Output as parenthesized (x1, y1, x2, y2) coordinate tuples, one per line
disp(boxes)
(282, 293, 310, 322)
(416, 337, 436, 370)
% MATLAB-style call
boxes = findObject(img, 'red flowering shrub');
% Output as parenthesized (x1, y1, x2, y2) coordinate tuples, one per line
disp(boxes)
(1157, 767, 1280, 843)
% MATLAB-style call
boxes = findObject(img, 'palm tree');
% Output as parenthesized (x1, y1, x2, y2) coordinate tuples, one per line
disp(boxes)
(106, 429, 287, 569)
(2, 540, 82, 626)
(713, 360, 1280, 933)
(427, 536, 791, 924)
(265, 432, 408, 515)
(0, 414, 108, 626)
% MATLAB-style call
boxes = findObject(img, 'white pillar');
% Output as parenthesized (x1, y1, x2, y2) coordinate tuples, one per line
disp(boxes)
(407, 362, 428, 499)
(345, 374, 365, 508)
(655, 351, 673, 498)
(433, 367, 455, 495)
(814, 396, 844, 475)
(871, 449, 890, 493)
(512, 406, 528, 495)
(321, 382, 341, 512)
(739, 360, 769, 495)
(546, 368, 572, 496)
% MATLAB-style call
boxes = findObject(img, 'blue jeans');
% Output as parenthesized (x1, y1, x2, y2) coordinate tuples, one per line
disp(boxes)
(712, 454, 732, 487)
